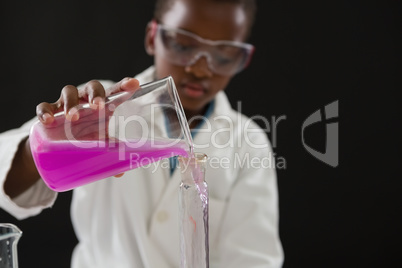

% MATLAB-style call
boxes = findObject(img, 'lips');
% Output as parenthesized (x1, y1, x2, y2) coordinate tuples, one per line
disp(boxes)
(181, 82, 207, 98)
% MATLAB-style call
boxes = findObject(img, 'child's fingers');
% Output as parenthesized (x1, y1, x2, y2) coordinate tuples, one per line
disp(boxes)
(36, 102, 60, 124)
(114, 173, 125, 178)
(80, 80, 106, 110)
(106, 77, 140, 96)
(60, 85, 80, 121)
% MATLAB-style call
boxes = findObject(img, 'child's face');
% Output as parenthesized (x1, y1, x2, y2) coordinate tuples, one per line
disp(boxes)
(146, 0, 249, 116)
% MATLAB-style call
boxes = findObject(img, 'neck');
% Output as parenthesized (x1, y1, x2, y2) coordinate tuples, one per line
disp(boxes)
(185, 106, 208, 129)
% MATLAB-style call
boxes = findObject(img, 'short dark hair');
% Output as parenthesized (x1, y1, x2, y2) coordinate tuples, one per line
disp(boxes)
(153, 0, 257, 39)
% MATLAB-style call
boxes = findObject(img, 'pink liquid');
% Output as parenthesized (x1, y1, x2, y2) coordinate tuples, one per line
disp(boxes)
(31, 139, 188, 192)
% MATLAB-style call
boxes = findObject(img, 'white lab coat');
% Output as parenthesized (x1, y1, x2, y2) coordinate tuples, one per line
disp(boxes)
(0, 66, 284, 267)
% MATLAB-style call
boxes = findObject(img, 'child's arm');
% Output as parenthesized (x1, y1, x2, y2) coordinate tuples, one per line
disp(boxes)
(3, 136, 40, 198)
(0, 77, 139, 218)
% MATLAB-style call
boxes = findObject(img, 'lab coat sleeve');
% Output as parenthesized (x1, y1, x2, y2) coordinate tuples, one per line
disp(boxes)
(0, 118, 57, 220)
(216, 131, 284, 267)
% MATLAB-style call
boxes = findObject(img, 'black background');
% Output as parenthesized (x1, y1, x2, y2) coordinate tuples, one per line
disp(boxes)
(0, 1, 400, 267)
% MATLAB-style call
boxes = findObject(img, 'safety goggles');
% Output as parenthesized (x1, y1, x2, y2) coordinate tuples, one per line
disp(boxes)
(151, 21, 255, 76)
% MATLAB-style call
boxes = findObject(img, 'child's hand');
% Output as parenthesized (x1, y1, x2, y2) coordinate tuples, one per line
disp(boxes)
(36, 77, 140, 124)
(34, 78, 139, 179)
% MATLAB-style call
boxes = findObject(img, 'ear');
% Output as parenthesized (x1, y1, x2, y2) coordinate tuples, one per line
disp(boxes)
(144, 20, 157, 56)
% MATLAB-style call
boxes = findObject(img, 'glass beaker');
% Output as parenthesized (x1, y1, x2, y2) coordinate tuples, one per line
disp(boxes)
(29, 76, 193, 192)
(178, 153, 209, 268)
(0, 223, 22, 268)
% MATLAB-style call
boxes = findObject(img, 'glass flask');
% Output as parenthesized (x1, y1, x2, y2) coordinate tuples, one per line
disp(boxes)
(29, 76, 193, 192)
(178, 153, 209, 268)
(0, 223, 22, 268)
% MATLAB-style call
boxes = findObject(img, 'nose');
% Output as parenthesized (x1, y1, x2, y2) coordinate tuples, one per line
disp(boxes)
(184, 55, 213, 78)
